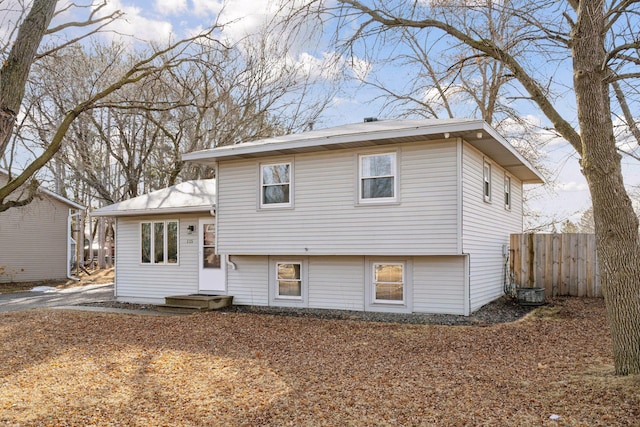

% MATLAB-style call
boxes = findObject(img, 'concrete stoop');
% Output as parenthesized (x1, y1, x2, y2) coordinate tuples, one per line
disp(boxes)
(158, 294, 233, 313)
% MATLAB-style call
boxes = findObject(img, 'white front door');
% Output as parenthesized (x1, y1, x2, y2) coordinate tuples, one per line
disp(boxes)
(198, 218, 226, 293)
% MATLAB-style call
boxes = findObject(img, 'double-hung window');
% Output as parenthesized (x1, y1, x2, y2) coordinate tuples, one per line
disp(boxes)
(483, 160, 492, 202)
(276, 262, 302, 300)
(359, 152, 397, 203)
(141, 220, 178, 264)
(373, 263, 405, 304)
(504, 175, 512, 210)
(261, 162, 292, 208)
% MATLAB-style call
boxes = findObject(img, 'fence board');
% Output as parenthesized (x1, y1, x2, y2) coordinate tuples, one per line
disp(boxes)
(509, 233, 601, 297)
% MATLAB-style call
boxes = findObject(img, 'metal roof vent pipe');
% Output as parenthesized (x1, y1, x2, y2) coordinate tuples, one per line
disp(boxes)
(364, 117, 378, 122)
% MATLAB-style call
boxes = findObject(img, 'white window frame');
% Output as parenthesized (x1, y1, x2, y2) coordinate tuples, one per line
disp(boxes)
(483, 160, 492, 203)
(269, 258, 308, 307)
(504, 175, 512, 210)
(260, 161, 292, 209)
(358, 152, 398, 204)
(372, 262, 406, 305)
(140, 220, 179, 265)
(275, 261, 303, 300)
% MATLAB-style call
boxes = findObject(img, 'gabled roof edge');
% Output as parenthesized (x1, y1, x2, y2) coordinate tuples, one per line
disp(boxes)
(0, 167, 85, 210)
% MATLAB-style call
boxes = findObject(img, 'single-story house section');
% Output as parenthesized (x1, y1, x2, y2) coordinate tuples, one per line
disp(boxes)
(0, 168, 84, 283)
(91, 180, 222, 304)
(180, 119, 544, 315)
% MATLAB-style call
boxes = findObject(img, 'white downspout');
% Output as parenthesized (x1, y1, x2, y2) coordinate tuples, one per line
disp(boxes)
(226, 254, 237, 270)
(67, 209, 81, 281)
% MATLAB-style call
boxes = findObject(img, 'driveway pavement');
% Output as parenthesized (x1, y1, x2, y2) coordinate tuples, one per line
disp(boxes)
(0, 283, 114, 312)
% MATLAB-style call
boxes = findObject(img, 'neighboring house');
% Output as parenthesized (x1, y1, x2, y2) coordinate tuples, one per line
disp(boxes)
(91, 180, 220, 303)
(181, 119, 544, 315)
(0, 169, 84, 283)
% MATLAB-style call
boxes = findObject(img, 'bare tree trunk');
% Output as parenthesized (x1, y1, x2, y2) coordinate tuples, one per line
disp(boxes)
(573, 0, 640, 375)
(106, 218, 114, 268)
(98, 217, 106, 269)
(0, 0, 56, 155)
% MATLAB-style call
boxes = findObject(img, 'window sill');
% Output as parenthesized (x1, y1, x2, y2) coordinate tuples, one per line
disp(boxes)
(275, 296, 303, 301)
(258, 205, 294, 211)
(372, 300, 405, 306)
(355, 200, 401, 207)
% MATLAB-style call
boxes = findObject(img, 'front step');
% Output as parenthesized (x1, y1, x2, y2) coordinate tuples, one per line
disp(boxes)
(157, 304, 211, 314)
(160, 294, 233, 313)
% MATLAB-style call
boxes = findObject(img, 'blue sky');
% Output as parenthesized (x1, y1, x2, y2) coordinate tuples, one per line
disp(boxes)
(27, 0, 640, 225)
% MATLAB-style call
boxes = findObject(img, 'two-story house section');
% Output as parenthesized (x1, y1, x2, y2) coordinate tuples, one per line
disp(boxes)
(183, 119, 544, 315)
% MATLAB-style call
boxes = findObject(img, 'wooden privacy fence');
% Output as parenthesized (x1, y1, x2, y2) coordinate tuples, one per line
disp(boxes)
(510, 233, 601, 297)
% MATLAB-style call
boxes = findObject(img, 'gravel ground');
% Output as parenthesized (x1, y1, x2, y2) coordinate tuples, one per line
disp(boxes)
(82, 295, 536, 325)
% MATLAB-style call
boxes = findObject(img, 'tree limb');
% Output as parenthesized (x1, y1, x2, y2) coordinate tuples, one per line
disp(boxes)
(612, 81, 640, 147)
(338, 0, 582, 151)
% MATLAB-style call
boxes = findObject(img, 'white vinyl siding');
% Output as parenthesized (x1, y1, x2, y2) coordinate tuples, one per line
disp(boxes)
(226, 256, 269, 306)
(0, 195, 71, 283)
(114, 214, 200, 304)
(217, 140, 460, 256)
(412, 256, 466, 315)
(462, 142, 524, 312)
(307, 256, 365, 311)
(225, 255, 465, 314)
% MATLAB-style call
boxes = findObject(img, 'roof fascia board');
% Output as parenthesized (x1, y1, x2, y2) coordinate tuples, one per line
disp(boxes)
(38, 187, 85, 210)
(91, 206, 215, 217)
(182, 120, 487, 162)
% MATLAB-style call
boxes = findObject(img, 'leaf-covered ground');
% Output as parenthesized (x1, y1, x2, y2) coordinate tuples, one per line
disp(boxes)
(1, 298, 638, 426)
(0, 268, 114, 294)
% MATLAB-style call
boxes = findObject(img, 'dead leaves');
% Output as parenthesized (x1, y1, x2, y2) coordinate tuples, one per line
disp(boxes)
(0, 298, 638, 426)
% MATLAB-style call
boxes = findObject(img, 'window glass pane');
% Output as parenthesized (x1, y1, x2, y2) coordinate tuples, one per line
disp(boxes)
(504, 177, 511, 207)
(483, 163, 491, 199)
(362, 154, 393, 177)
(278, 280, 301, 296)
(263, 184, 290, 204)
(375, 283, 404, 301)
(141, 223, 151, 263)
(203, 247, 221, 269)
(167, 221, 178, 264)
(203, 223, 215, 246)
(154, 222, 165, 264)
(375, 264, 403, 282)
(362, 177, 394, 199)
(278, 263, 301, 280)
(277, 263, 301, 297)
(262, 164, 290, 185)
(374, 264, 404, 302)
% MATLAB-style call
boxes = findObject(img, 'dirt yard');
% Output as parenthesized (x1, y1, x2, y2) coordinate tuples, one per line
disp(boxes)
(0, 298, 638, 426)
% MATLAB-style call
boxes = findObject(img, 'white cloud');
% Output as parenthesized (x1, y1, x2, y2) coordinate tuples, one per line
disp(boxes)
(349, 56, 371, 81)
(557, 181, 589, 192)
(421, 85, 465, 105)
(191, 0, 224, 17)
(155, 0, 188, 16)
(96, 0, 175, 44)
